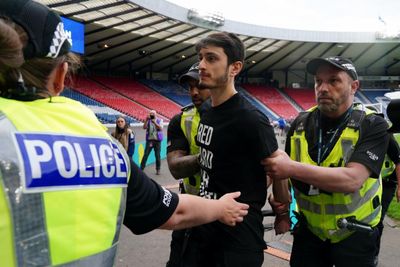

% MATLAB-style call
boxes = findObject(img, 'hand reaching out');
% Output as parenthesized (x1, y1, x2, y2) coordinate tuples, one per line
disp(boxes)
(261, 149, 293, 180)
(217, 192, 249, 226)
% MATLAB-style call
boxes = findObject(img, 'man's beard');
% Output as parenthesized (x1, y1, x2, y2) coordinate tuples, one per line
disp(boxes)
(199, 69, 229, 89)
(318, 102, 339, 113)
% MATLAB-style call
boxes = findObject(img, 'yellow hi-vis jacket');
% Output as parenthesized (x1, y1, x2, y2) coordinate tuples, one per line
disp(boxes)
(381, 133, 400, 181)
(0, 96, 130, 266)
(180, 105, 202, 195)
(290, 106, 382, 243)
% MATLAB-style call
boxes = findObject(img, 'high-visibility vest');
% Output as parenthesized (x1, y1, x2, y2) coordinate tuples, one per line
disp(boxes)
(290, 106, 382, 243)
(0, 96, 130, 266)
(381, 133, 400, 181)
(179, 105, 201, 195)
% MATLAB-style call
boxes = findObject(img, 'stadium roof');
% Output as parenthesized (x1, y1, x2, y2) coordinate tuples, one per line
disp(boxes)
(38, 0, 400, 79)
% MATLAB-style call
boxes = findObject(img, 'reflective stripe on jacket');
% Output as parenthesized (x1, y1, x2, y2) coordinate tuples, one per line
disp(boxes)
(180, 106, 201, 195)
(381, 133, 400, 181)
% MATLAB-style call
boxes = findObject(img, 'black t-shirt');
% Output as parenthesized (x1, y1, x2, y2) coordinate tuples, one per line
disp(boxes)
(123, 160, 179, 234)
(195, 93, 278, 251)
(285, 108, 389, 194)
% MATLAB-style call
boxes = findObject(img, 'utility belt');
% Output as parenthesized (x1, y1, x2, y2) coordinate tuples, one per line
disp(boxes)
(293, 211, 376, 242)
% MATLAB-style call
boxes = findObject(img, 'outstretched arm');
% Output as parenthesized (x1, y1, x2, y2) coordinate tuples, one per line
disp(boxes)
(124, 162, 248, 235)
(160, 192, 249, 230)
(263, 150, 290, 203)
(167, 150, 200, 179)
(262, 149, 371, 193)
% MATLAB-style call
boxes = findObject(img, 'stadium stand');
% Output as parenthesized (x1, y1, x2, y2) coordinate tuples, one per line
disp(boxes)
(236, 85, 279, 121)
(283, 87, 315, 111)
(91, 76, 182, 119)
(361, 89, 391, 103)
(139, 79, 192, 107)
(355, 90, 371, 104)
(242, 84, 300, 119)
(71, 76, 165, 122)
(61, 88, 139, 124)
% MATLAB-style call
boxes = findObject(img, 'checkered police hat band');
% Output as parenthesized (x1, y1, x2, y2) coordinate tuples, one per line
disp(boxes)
(46, 22, 70, 58)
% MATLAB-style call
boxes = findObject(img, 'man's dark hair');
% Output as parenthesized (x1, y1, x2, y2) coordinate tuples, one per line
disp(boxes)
(195, 32, 245, 65)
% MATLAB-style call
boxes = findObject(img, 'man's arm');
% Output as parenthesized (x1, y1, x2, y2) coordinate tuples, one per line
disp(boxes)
(143, 116, 149, 129)
(166, 113, 199, 178)
(153, 118, 163, 130)
(160, 191, 249, 230)
(167, 150, 200, 179)
(124, 161, 248, 235)
(268, 150, 290, 203)
(264, 113, 389, 193)
(262, 149, 372, 193)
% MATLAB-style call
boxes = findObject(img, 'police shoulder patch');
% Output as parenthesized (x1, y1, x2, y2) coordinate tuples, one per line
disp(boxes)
(14, 133, 128, 192)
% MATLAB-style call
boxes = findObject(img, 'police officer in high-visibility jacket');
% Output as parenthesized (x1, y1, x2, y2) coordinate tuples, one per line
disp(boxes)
(166, 63, 211, 266)
(0, 1, 249, 266)
(263, 56, 389, 267)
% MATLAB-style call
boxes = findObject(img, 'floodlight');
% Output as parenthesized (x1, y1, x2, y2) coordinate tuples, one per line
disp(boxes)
(187, 8, 225, 27)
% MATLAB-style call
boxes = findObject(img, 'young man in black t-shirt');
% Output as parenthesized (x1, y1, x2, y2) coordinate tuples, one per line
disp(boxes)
(188, 32, 290, 267)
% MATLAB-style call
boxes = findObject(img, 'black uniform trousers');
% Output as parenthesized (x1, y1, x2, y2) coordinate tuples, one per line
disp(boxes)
(290, 220, 379, 267)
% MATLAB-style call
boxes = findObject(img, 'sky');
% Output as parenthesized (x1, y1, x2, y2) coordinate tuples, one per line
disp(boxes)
(168, 0, 400, 33)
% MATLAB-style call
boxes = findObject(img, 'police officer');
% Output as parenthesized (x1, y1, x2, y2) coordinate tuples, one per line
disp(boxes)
(167, 63, 211, 195)
(0, 1, 249, 266)
(375, 100, 400, 264)
(375, 133, 400, 263)
(264, 56, 389, 267)
(166, 63, 211, 266)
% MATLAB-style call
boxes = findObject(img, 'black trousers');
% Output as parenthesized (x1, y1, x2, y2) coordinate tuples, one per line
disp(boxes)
(290, 221, 379, 267)
(140, 140, 161, 170)
(166, 227, 264, 267)
(376, 181, 396, 254)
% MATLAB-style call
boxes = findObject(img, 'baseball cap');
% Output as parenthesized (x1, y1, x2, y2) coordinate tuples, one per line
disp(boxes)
(0, 0, 71, 60)
(306, 56, 358, 81)
(387, 99, 400, 133)
(178, 63, 199, 84)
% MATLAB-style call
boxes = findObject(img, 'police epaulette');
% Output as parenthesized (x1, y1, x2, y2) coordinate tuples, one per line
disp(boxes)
(346, 110, 364, 129)
(294, 111, 310, 133)
(181, 103, 195, 112)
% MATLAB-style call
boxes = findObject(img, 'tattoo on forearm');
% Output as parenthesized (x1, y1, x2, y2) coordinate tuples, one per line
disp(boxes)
(167, 151, 200, 179)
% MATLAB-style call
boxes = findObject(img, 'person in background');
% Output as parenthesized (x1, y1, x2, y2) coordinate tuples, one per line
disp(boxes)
(264, 56, 389, 267)
(112, 115, 135, 158)
(0, 1, 249, 266)
(166, 62, 211, 266)
(141, 110, 163, 174)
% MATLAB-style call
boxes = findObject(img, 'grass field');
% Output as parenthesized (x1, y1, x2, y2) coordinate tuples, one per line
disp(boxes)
(387, 198, 400, 221)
